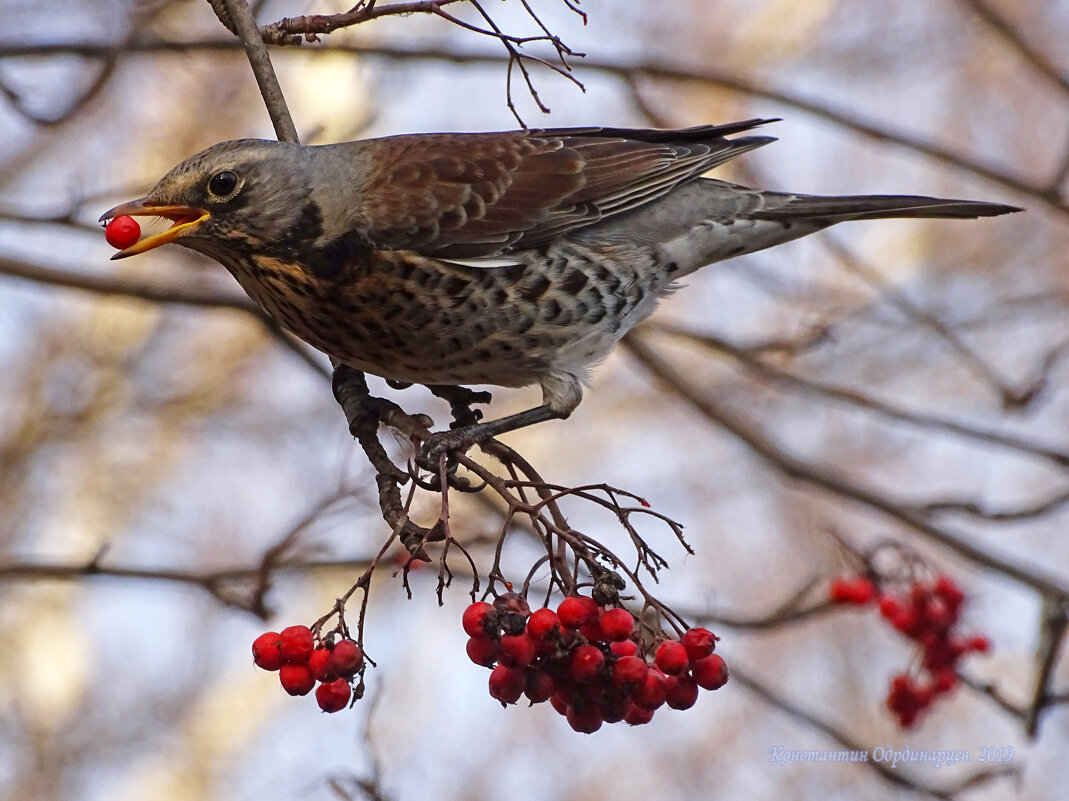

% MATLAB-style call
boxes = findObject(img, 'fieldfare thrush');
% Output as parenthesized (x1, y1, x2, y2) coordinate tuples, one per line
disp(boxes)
(100, 119, 1019, 455)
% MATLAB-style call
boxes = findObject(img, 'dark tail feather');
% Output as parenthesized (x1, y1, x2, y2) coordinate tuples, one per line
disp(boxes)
(753, 194, 1022, 222)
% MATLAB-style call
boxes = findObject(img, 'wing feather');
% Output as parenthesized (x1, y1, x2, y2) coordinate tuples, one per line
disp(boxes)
(358, 119, 778, 258)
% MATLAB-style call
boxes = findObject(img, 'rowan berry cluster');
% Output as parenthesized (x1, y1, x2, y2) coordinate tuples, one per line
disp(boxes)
(829, 573, 990, 728)
(251, 625, 364, 713)
(464, 593, 728, 733)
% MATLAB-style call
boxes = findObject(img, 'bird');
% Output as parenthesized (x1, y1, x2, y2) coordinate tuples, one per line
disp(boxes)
(100, 118, 1020, 453)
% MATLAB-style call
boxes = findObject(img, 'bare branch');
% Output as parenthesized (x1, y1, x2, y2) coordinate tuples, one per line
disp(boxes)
(821, 234, 1045, 410)
(955, 0, 1069, 95)
(645, 321, 1069, 470)
(5, 37, 1055, 212)
(732, 664, 1020, 799)
(0, 254, 256, 311)
(622, 333, 1069, 603)
(218, 0, 299, 141)
(1026, 598, 1069, 736)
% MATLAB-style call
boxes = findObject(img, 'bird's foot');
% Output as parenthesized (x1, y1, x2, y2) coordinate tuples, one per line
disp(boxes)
(427, 384, 493, 429)
(411, 434, 478, 492)
(417, 402, 564, 473)
(415, 427, 480, 477)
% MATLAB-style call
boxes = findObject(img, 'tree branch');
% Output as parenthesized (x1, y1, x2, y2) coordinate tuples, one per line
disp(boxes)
(5, 39, 1058, 211)
(216, 0, 299, 142)
(955, 0, 1069, 95)
(622, 333, 1069, 603)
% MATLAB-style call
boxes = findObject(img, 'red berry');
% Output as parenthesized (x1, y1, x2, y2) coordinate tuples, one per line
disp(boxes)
(315, 677, 351, 712)
(279, 662, 315, 696)
(878, 596, 902, 620)
(466, 635, 500, 667)
(923, 597, 956, 629)
(578, 619, 604, 643)
(890, 609, 920, 636)
(681, 627, 717, 662)
(499, 633, 536, 668)
(897, 708, 919, 728)
(251, 632, 283, 671)
(664, 673, 699, 710)
(525, 670, 555, 704)
(932, 669, 958, 694)
(570, 644, 606, 682)
(566, 702, 603, 733)
(922, 640, 954, 672)
(549, 692, 569, 716)
(968, 635, 991, 653)
(830, 577, 876, 605)
(611, 655, 649, 687)
(853, 579, 877, 604)
(625, 703, 655, 725)
(610, 640, 640, 658)
(462, 602, 494, 637)
(692, 654, 729, 691)
(526, 608, 561, 639)
(488, 665, 527, 705)
(933, 575, 964, 608)
(829, 577, 854, 603)
(557, 596, 598, 629)
(308, 648, 335, 681)
(631, 672, 667, 710)
(104, 215, 140, 250)
(599, 608, 635, 642)
(533, 634, 561, 658)
(278, 625, 314, 663)
(655, 641, 689, 675)
(329, 639, 363, 676)
(918, 629, 940, 651)
(889, 674, 911, 696)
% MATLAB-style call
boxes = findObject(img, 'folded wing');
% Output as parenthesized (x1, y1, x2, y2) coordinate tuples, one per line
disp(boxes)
(357, 119, 779, 259)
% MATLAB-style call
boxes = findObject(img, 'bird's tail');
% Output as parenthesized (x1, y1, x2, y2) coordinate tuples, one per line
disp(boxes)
(749, 193, 1021, 223)
(643, 184, 1022, 277)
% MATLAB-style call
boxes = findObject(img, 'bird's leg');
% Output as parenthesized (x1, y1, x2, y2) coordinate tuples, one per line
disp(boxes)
(331, 365, 444, 556)
(416, 403, 562, 470)
(426, 384, 493, 428)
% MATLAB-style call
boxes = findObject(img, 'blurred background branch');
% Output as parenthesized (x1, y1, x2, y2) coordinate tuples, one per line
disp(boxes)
(0, 1, 1066, 800)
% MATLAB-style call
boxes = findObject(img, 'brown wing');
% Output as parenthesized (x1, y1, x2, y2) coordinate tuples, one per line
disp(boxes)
(357, 119, 778, 259)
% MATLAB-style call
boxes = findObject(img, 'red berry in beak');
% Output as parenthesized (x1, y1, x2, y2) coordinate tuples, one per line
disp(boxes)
(104, 215, 141, 250)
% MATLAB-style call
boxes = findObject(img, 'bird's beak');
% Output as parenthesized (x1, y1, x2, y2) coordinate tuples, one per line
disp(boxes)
(98, 199, 210, 260)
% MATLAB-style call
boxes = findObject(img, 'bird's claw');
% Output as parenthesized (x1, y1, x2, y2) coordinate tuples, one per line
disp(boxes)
(411, 459, 473, 492)
(413, 429, 483, 491)
(416, 428, 476, 470)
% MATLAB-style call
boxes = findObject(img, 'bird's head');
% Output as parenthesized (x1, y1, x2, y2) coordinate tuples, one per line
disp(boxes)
(100, 139, 324, 261)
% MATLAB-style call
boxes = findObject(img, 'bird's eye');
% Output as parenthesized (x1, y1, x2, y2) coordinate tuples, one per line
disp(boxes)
(207, 170, 240, 199)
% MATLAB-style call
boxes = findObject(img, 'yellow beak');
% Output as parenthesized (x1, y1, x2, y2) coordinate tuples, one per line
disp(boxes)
(99, 199, 210, 260)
